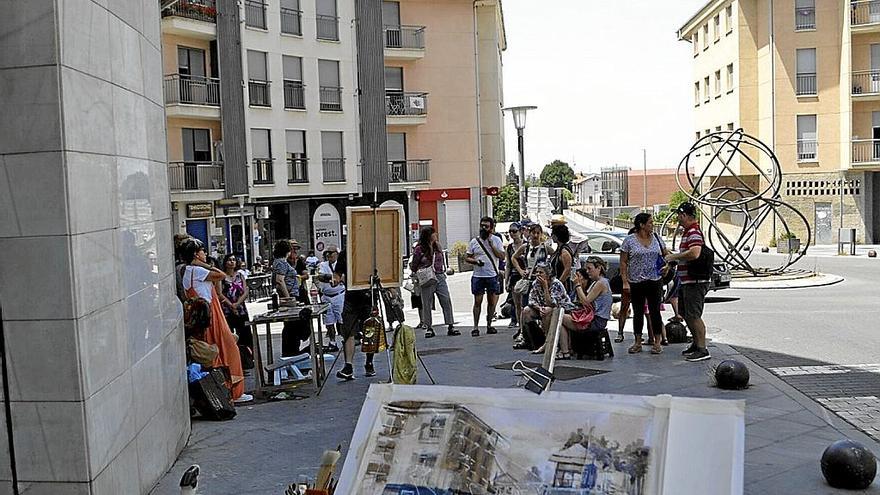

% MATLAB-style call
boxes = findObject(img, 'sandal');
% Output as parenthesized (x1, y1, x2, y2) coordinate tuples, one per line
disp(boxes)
(628, 339, 643, 354)
(556, 352, 571, 360)
(614, 332, 625, 343)
(651, 343, 663, 354)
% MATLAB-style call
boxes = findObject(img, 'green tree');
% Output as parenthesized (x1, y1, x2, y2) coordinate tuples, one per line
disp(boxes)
(561, 188, 574, 201)
(524, 173, 540, 188)
(506, 163, 519, 185)
(492, 184, 520, 222)
(539, 160, 576, 189)
(668, 190, 688, 211)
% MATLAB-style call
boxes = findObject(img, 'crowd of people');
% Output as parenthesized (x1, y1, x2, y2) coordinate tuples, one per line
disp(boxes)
(173, 201, 712, 409)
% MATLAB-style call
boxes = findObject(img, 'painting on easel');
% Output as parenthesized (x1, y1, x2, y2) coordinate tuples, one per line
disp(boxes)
(346, 205, 404, 290)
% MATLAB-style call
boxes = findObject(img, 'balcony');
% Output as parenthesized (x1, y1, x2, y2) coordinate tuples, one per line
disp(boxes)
(163, 74, 221, 119)
(252, 158, 274, 185)
(288, 158, 309, 183)
(795, 6, 815, 30)
(852, 70, 880, 99)
(168, 161, 224, 193)
(245, 0, 267, 29)
(385, 92, 427, 125)
(317, 15, 339, 41)
(852, 0, 880, 31)
(852, 139, 880, 167)
(320, 86, 343, 111)
(796, 73, 817, 96)
(322, 158, 346, 183)
(281, 8, 302, 35)
(284, 81, 306, 109)
(248, 80, 271, 107)
(389, 159, 430, 184)
(797, 139, 818, 162)
(384, 25, 426, 60)
(161, 0, 217, 39)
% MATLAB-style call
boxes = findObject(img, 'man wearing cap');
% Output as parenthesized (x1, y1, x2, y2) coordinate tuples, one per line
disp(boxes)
(664, 202, 711, 362)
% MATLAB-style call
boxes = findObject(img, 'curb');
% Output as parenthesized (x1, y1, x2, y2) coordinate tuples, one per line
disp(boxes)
(730, 273, 844, 290)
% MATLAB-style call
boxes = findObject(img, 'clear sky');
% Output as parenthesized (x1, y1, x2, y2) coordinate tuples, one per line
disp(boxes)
(501, 0, 708, 176)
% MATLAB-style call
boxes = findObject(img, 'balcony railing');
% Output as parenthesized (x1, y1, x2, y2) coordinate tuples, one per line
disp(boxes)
(168, 161, 224, 191)
(852, 0, 880, 26)
(280, 8, 302, 35)
(852, 70, 880, 95)
(287, 157, 309, 183)
(385, 92, 428, 116)
(252, 158, 274, 184)
(383, 25, 426, 49)
(320, 86, 342, 111)
(161, 0, 217, 23)
(316, 15, 339, 40)
(245, 0, 267, 29)
(283, 80, 305, 109)
(852, 139, 880, 164)
(796, 73, 817, 96)
(797, 139, 818, 162)
(322, 158, 346, 182)
(795, 7, 815, 30)
(163, 74, 220, 106)
(389, 159, 430, 183)
(248, 80, 271, 107)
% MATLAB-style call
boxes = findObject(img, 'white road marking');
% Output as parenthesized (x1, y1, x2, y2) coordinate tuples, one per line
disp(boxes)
(769, 363, 880, 377)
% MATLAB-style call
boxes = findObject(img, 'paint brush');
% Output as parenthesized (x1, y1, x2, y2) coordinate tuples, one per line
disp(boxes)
(315, 445, 342, 489)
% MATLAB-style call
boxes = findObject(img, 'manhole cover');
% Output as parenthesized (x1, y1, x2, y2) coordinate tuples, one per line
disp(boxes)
(490, 361, 609, 381)
(418, 347, 462, 356)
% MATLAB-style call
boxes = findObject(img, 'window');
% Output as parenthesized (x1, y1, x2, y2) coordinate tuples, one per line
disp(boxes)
(693, 32, 699, 56)
(321, 131, 345, 182)
(286, 130, 307, 183)
(251, 129, 273, 184)
(244, 0, 267, 29)
(175, 47, 217, 106)
(726, 5, 733, 34)
(703, 24, 709, 50)
(797, 115, 818, 161)
(704, 76, 710, 102)
(726, 63, 734, 92)
(713, 14, 720, 42)
(179, 128, 213, 190)
(715, 69, 722, 97)
(281, 0, 302, 35)
(796, 48, 817, 96)
(283, 55, 305, 109)
(316, 0, 339, 41)
(695, 131, 701, 143)
(247, 50, 270, 107)
(319, 59, 342, 111)
(388, 133, 412, 183)
(727, 122, 735, 131)
(795, 0, 815, 30)
(694, 81, 701, 106)
(716, 125, 722, 132)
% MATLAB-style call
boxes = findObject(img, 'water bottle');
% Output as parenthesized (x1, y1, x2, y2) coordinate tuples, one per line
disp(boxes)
(271, 290, 279, 310)
(309, 284, 319, 305)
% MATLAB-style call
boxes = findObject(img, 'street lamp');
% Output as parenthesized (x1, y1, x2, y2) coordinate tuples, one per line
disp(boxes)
(503, 105, 537, 220)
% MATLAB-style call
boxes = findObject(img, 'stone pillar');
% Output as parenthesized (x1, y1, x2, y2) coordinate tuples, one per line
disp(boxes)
(0, 1, 189, 493)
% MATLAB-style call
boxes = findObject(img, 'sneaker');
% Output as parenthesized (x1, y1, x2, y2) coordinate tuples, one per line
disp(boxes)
(508, 320, 519, 328)
(364, 363, 376, 377)
(486, 326, 498, 335)
(471, 328, 480, 337)
(681, 343, 699, 356)
(425, 328, 436, 339)
(685, 348, 711, 362)
(336, 368, 354, 381)
(447, 325, 461, 336)
(234, 393, 254, 404)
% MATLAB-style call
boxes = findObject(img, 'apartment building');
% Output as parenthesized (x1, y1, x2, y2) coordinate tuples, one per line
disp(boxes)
(679, 0, 880, 245)
(382, 0, 507, 248)
(161, 1, 234, 252)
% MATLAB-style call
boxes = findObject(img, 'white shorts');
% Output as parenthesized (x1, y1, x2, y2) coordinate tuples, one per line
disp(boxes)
(323, 291, 345, 326)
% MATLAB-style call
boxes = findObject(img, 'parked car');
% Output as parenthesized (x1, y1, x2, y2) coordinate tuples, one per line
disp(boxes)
(575, 231, 731, 294)
(381, 484, 450, 495)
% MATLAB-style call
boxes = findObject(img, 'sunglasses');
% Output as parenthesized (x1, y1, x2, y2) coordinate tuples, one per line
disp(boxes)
(509, 229, 519, 234)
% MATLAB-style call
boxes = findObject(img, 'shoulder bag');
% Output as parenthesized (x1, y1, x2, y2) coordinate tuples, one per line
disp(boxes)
(413, 246, 437, 288)
(569, 282, 596, 332)
(514, 247, 539, 296)
(653, 232, 677, 284)
(476, 237, 505, 294)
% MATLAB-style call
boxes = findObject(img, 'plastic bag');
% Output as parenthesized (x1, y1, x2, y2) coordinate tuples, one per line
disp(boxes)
(392, 325, 417, 385)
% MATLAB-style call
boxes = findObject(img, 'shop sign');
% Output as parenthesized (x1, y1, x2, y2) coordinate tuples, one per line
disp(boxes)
(313, 203, 341, 255)
(187, 203, 214, 219)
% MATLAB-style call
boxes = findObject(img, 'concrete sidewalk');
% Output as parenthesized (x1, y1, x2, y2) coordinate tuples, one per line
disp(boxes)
(151, 272, 880, 494)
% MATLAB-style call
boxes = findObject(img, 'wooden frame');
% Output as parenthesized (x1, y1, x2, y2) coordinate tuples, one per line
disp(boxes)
(346, 205, 404, 290)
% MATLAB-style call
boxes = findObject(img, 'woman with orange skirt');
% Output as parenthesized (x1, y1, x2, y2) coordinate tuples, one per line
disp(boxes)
(180, 240, 250, 403)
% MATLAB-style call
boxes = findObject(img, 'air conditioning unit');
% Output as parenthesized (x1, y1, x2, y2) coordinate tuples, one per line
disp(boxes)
(255, 206, 270, 219)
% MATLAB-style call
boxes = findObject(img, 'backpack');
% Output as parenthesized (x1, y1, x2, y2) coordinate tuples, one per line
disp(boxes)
(688, 243, 715, 280)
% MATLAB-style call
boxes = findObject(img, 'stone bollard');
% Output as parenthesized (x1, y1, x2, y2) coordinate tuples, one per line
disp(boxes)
(821, 439, 877, 490)
(714, 360, 750, 390)
(869, 250, 877, 258)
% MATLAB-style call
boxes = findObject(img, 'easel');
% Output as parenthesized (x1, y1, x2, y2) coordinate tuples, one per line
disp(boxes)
(316, 194, 435, 396)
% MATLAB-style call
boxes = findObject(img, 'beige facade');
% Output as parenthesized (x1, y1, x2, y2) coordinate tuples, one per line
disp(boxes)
(679, 0, 880, 245)
(385, 0, 506, 247)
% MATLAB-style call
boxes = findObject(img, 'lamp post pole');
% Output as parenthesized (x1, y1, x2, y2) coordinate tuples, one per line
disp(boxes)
(504, 105, 537, 221)
(642, 148, 648, 211)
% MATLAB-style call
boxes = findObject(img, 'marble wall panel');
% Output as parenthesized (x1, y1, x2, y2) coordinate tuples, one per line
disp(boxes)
(3, 319, 82, 402)
(0, 152, 68, 238)
(65, 151, 119, 235)
(83, 371, 135, 479)
(59, 0, 111, 82)
(0, 0, 56, 69)
(77, 302, 128, 398)
(0, 66, 62, 155)
(10, 402, 88, 482)
(108, 15, 145, 96)
(0, 236, 74, 321)
(70, 229, 122, 318)
(60, 67, 115, 155)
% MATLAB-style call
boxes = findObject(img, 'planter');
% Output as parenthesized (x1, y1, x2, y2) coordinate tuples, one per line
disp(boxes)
(449, 255, 473, 273)
(776, 238, 801, 254)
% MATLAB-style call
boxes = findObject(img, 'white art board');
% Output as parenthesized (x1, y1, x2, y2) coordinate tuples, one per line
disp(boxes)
(337, 384, 744, 495)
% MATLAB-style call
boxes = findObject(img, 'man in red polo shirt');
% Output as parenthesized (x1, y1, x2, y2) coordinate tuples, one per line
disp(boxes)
(664, 202, 711, 362)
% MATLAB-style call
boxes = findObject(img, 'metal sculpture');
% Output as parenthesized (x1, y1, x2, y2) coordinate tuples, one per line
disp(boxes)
(667, 129, 811, 275)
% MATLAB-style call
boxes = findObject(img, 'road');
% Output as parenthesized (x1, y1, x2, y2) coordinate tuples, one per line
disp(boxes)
(565, 218, 880, 442)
